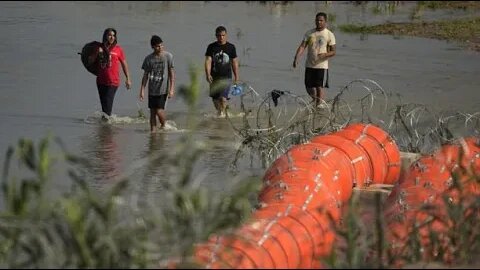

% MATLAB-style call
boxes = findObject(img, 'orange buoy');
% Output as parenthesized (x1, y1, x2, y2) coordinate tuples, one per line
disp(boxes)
(384, 136, 480, 266)
(311, 134, 372, 188)
(185, 123, 402, 269)
(346, 123, 401, 184)
(335, 129, 388, 185)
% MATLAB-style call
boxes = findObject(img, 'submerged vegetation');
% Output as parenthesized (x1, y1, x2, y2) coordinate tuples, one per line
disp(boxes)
(340, 17, 480, 51)
(339, 1, 480, 51)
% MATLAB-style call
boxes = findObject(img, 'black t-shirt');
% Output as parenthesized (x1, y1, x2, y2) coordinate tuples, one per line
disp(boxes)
(205, 41, 237, 79)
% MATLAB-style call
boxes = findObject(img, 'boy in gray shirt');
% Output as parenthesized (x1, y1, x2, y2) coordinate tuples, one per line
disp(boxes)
(139, 35, 175, 132)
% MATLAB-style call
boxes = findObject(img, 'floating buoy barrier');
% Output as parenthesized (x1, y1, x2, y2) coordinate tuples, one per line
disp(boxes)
(175, 123, 402, 269)
(310, 134, 372, 188)
(334, 128, 388, 185)
(262, 143, 353, 203)
(164, 124, 479, 268)
(193, 203, 340, 269)
(384, 136, 480, 266)
(345, 123, 401, 185)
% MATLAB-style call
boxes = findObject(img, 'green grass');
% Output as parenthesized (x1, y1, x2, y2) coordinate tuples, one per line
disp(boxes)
(339, 18, 480, 44)
(339, 1, 480, 51)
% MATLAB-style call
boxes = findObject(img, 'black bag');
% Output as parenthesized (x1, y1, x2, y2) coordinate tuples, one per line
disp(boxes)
(79, 41, 102, 76)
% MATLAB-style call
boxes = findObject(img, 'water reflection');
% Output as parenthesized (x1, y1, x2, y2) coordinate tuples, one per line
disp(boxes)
(197, 119, 241, 187)
(131, 133, 169, 205)
(142, 133, 167, 179)
(81, 124, 122, 185)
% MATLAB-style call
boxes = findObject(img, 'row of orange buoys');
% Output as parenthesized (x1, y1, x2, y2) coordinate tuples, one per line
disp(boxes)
(172, 124, 478, 269)
(384, 136, 480, 266)
(188, 123, 402, 268)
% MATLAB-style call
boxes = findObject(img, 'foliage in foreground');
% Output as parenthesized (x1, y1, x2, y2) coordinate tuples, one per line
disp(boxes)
(325, 172, 480, 269)
(0, 65, 261, 268)
(1, 63, 479, 268)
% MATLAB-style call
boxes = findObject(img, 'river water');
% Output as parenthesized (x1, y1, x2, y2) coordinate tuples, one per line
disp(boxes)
(0, 1, 479, 200)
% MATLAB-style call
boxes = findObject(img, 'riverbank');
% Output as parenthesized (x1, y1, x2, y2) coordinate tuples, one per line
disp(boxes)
(363, 17, 480, 52)
(340, 1, 480, 52)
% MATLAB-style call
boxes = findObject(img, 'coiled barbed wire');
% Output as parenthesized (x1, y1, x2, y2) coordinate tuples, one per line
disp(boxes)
(226, 79, 480, 172)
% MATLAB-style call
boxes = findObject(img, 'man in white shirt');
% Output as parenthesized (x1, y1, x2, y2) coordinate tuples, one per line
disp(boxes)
(293, 12, 336, 109)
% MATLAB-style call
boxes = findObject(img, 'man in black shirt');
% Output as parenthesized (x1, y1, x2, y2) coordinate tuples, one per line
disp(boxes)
(204, 26, 240, 117)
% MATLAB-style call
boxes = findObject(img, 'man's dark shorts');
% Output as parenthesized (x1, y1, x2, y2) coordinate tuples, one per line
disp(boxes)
(148, 94, 168, 109)
(305, 67, 329, 88)
(209, 78, 231, 100)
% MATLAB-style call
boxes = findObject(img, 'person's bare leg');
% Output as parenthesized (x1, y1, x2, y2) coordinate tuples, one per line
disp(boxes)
(157, 109, 166, 128)
(150, 109, 157, 133)
(212, 98, 221, 115)
(307, 87, 318, 107)
(219, 97, 227, 116)
(316, 87, 326, 106)
(308, 87, 326, 107)
(320, 87, 326, 101)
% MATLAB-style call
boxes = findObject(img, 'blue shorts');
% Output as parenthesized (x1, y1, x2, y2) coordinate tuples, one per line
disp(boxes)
(209, 78, 231, 100)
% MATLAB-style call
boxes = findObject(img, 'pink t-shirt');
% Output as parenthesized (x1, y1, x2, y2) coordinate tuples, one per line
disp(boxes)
(96, 45, 125, 86)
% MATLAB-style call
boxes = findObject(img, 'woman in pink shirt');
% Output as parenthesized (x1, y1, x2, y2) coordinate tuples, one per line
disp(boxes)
(96, 28, 131, 118)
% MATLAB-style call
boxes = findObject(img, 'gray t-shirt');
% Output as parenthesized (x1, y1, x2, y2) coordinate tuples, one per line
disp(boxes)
(141, 51, 174, 96)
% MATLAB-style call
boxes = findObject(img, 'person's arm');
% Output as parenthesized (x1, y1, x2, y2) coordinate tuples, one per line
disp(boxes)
(120, 59, 131, 90)
(319, 44, 336, 60)
(328, 44, 336, 58)
(293, 40, 306, 68)
(205, 56, 213, 84)
(139, 71, 148, 101)
(168, 67, 175, 98)
(232, 57, 239, 84)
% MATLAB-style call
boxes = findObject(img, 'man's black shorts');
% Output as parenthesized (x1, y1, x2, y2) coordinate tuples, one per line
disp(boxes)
(305, 67, 329, 88)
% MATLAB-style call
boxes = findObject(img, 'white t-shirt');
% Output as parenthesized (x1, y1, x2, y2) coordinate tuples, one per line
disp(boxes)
(303, 28, 336, 69)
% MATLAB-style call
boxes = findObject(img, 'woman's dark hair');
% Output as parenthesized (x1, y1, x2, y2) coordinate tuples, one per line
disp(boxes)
(100, 28, 117, 66)
(150, 35, 163, 47)
(102, 28, 117, 46)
